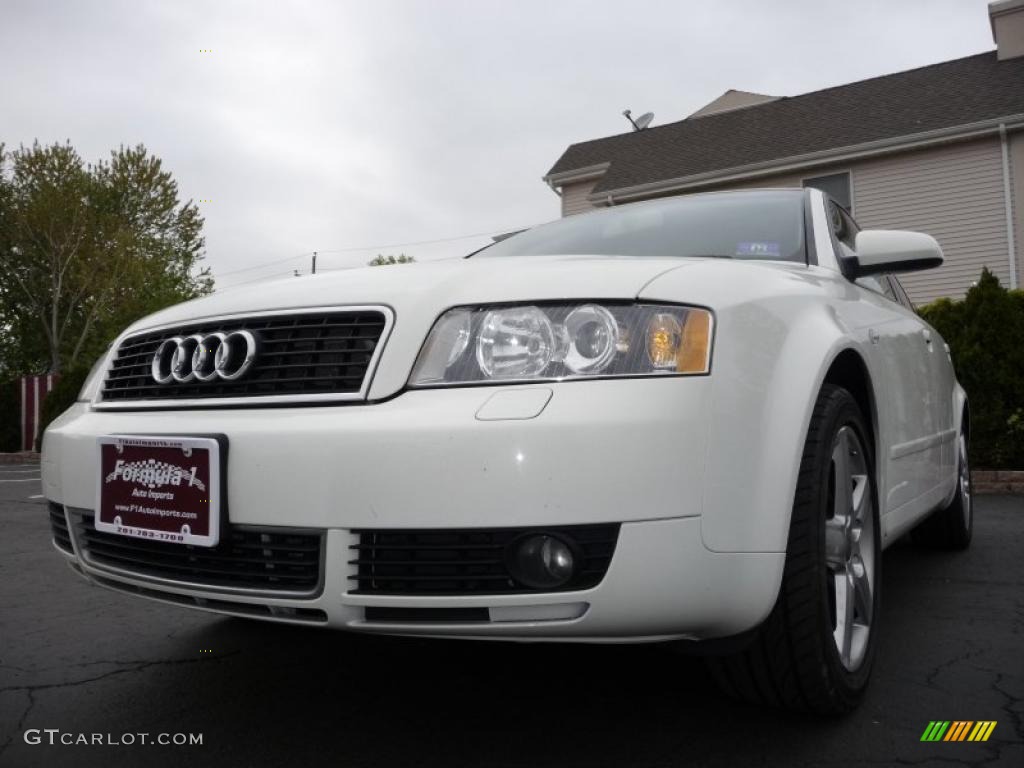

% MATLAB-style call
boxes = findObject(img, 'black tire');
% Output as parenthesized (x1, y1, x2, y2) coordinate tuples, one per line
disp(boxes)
(707, 384, 882, 714)
(912, 424, 972, 550)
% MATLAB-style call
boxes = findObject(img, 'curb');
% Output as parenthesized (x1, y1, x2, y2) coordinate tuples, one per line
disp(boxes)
(973, 470, 1024, 495)
(0, 452, 40, 464)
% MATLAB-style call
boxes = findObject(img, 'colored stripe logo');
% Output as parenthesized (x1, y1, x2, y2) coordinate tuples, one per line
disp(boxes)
(920, 721, 997, 742)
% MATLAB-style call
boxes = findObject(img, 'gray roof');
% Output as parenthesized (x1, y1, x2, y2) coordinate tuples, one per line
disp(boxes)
(546, 52, 1024, 194)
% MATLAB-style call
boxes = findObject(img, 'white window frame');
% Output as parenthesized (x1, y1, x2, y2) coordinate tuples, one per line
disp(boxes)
(801, 170, 855, 215)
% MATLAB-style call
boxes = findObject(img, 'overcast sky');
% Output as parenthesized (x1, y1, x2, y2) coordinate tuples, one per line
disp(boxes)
(1, 0, 1000, 289)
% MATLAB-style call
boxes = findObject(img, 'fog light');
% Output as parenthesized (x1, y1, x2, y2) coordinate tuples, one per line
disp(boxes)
(509, 534, 576, 589)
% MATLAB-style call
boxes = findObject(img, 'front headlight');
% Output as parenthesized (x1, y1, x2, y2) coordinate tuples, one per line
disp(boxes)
(409, 302, 713, 387)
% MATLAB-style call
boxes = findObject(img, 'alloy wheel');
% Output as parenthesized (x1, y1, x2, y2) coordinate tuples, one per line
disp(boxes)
(824, 426, 876, 672)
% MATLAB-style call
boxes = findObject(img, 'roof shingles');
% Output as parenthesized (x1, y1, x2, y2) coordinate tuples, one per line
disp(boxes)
(546, 52, 1024, 194)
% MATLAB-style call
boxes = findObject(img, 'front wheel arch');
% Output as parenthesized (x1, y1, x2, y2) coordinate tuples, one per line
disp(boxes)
(822, 349, 879, 473)
(707, 383, 883, 713)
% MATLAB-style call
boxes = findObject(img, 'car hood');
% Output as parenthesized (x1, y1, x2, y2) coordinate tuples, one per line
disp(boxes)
(128, 254, 702, 332)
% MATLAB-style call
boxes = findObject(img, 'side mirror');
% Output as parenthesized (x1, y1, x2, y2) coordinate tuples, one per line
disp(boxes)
(847, 230, 943, 277)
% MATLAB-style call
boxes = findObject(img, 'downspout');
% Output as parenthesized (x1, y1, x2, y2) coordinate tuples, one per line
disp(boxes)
(999, 124, 1018, 289)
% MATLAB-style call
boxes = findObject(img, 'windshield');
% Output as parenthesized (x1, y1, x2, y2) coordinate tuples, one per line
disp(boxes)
(475, 190, 807, 262)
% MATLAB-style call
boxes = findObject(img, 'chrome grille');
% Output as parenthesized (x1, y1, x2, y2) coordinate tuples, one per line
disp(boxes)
(98, 307, 389, 407)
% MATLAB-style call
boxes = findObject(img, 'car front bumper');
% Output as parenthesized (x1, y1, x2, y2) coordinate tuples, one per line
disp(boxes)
(42, 378, 785, 641)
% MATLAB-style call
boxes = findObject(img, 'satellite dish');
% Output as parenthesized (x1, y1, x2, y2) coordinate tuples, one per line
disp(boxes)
(634, 112, 654, 130)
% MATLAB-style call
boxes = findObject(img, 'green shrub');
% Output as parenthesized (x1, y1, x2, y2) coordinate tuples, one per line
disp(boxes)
(918, 268, 1024, 468)
(0, 380, 20, 451)
(36, 367, 90, 450)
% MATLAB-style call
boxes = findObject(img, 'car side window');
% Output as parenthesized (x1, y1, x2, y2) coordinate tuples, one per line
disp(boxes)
(829, 201, 860, 251)
(856, 274, 900, 303)
(879, 276, 899, 303)
(856, 275, 885, 296)
(889, 275, 916, 311)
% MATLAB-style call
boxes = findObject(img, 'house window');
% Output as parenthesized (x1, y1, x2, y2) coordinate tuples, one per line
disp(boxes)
(803, 172, 852, 211)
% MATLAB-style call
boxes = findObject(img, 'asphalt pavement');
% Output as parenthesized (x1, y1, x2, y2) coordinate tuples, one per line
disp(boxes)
(0, 462, 1021, 768)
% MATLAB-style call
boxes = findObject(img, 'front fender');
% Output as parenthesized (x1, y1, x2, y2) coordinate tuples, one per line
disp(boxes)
(698, 299, 861, 553)
(642, 261, 885, 556)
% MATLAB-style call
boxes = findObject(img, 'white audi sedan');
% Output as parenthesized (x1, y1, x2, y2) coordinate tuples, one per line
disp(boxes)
(43, 189, 971, 713)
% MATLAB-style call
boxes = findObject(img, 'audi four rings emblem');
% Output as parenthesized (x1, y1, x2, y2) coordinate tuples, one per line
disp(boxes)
(151, 331, 258, 384)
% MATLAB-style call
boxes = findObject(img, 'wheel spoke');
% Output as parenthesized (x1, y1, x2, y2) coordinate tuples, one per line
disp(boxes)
(832, 431, 852, 519)
(852, 559, 872, 624)
(834, 569, 856, 667)
(851, 474, 869, 525)
(824, 517, 847, 569)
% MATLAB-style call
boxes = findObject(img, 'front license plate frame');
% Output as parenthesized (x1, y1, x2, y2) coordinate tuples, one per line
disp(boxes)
(95, 435, 221, 547)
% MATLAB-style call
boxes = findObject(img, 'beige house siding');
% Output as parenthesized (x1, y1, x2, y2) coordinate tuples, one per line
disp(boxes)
(719, 170, 810, 193)
(852, 139, 1011, 303)
(706, 141, 1013, 303)
(992, 0, 1024, 60)
(561, 180, 599, 216)
(1009, 130, 1024, 290)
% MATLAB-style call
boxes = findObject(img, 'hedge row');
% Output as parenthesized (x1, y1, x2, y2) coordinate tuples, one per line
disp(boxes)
(918, 268, 1024, 469)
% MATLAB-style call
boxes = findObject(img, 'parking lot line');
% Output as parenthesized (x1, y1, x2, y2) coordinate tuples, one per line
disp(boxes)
(0, 478, 42, 482)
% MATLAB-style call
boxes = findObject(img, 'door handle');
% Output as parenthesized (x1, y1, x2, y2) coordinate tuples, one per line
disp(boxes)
(922, 329, 933, 345)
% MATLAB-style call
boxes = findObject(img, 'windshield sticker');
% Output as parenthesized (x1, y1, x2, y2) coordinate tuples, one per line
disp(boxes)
(736, 241, 781, 258)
